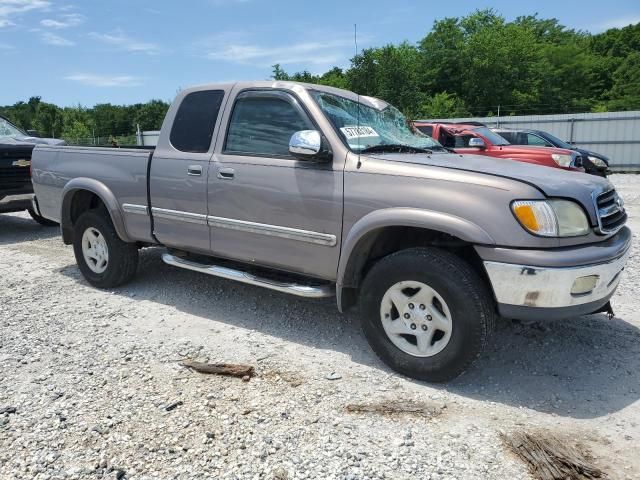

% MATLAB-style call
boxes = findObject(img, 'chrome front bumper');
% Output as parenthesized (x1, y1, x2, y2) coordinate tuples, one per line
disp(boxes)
(484, 245, 631, 320)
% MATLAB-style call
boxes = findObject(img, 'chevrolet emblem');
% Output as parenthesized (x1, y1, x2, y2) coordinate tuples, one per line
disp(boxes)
(12, 159, 31, 167)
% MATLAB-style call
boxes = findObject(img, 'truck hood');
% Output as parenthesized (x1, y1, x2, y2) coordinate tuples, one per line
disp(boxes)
(367, 151, 611, 219)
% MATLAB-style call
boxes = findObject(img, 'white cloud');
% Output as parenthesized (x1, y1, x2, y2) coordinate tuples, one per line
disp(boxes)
(65, 73, 143, 87)
(0, 0, 49, 16)
(0, 18, 15, 27)
(41, 31, 74, 46)
(201, 36, 354, 66)
(0, 41, 14, 49)
(596, 15, 640, 31)
(88, 31, 161, 55)
(40, 12, 84, 28)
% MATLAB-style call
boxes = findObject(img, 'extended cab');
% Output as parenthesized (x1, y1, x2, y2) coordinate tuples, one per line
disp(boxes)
(413, 121, 588, 174)
(32, 82, 631, 381)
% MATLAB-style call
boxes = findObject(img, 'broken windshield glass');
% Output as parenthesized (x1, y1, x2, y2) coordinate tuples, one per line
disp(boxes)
(311, 91, 440, 153)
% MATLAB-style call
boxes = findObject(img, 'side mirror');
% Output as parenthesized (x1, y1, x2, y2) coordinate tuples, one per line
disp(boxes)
(27, 129, 41, 138)
(289, 130, 331, 161)
(468, 137, 486, 149)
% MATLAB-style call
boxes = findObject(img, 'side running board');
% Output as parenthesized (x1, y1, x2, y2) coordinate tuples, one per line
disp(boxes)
(161, 253, 334, 298)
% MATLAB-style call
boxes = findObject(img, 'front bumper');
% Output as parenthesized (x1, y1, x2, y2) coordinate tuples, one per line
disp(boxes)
(481, 228, 631, 321)
(0, 193, 34, 214)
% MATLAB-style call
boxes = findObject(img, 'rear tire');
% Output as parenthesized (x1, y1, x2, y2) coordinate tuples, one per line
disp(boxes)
(359, 247, 495, 382)
(28, 208, 58, 227)
(73, 209, 138, 288)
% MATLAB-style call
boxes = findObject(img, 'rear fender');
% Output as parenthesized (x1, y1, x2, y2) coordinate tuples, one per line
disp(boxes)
(60, 178, 130, 244)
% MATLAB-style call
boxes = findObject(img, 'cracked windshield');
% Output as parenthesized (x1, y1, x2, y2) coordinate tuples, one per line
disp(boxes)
(311, 91, 441, 152)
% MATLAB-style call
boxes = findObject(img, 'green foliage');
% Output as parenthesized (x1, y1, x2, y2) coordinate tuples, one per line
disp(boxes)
(62, 120, 92, 144)
(0, 98, 169, 144)
(419, 92, 470, 118)
(273, 10, 640, 116)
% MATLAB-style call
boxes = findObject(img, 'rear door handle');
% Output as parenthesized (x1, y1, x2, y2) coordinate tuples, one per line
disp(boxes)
(187, 165, 202, 176)
(217, 167, 235, 180)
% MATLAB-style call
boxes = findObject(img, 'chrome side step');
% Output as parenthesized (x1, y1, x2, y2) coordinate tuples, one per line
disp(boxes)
(161, 253, 334, 298)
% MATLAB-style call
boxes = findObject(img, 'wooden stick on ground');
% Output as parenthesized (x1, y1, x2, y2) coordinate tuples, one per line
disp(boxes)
(345, 400, 441, 418)
(180, 359, 254, 378)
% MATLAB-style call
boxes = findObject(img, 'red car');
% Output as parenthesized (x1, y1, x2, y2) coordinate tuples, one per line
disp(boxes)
(413, 122, 586, 173)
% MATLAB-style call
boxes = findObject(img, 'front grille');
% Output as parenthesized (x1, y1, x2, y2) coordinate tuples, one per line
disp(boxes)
(595, 189, 627, 234)
(0, 165, 31, 190)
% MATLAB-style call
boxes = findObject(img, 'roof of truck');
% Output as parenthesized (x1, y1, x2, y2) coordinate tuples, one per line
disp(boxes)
(180, 81, 391, 111)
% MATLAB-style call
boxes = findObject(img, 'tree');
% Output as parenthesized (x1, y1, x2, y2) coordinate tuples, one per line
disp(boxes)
(62, 120, 92, 145)
(606, 52, 640, 110)
(33, 102, 63, 138)
(133, 100, 170, 131)
(271, 64, 290, 80)
(419, 92, 470, 118)
(277, 10, 640, 115)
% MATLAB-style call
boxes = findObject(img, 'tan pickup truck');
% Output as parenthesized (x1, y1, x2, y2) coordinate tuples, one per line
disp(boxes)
(32, 81, 631, 381)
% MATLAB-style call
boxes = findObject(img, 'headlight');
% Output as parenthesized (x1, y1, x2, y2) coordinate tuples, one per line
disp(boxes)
(512, 200, 590, 237)
(551, 153, 573, 167)
(588, 155, 607, 168)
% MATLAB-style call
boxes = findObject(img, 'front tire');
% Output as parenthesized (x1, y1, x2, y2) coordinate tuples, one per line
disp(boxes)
(73, 209, 138, 288)
(28, 208, 58, 227)
(359, 247, 495, 382)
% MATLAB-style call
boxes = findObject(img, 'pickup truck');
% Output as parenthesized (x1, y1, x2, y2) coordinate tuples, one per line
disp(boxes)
(413, 121, 589, 174)
(32, 81, 631, 382)
(0, 115, 62, 225)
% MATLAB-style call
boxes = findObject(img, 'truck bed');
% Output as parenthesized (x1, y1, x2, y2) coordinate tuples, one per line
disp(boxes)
(31, 145, 154, 242)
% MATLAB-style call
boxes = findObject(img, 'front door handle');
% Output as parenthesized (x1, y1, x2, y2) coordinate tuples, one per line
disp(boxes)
(187, 165, 202, 176)
(217, 167, 235, 180)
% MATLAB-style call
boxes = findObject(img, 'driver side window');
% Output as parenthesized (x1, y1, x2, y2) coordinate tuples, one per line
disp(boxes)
(224, 91, 313, 157)
(526, 133, 551, 147)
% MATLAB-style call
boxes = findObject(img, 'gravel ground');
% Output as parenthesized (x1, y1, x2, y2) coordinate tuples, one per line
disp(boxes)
(1, 174, 639, 480)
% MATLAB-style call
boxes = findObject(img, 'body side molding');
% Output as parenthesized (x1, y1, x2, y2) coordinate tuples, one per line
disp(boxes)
(207, 215, 337, 246)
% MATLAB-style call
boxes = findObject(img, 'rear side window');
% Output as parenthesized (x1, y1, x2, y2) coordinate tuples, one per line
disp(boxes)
(416, 125, 433, 137)
(170, 90, 224, 153)
(498, 131, 516, 143)
(224, 91, 312, 157)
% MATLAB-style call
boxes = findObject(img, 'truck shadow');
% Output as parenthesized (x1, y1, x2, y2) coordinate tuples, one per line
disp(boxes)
(0, 212, 60, 245)
(59, 246, 640, 420)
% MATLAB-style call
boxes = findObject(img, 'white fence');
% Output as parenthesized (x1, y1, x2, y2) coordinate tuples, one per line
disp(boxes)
(428, 111, 640, 171)
(136, 130, 160, 147)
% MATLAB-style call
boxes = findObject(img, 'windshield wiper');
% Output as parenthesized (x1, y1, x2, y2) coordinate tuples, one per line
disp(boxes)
(360, 144, 433, 154)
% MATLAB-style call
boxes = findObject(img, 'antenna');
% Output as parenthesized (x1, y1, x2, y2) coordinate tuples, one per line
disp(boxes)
(355, 23, 362, 169)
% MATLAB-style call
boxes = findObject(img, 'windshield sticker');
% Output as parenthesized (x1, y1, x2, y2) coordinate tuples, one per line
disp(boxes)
(340, 126, 379, 140)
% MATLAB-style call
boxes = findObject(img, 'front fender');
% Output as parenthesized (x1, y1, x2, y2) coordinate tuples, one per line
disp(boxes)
(61, 178, 131, 243)
(336, 207, 495, 311)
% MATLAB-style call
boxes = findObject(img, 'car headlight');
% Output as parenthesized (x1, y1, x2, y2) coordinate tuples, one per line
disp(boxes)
(588, 155, 607, 168)
(551, 153, 573, 167)
(512, 200, 590, 237)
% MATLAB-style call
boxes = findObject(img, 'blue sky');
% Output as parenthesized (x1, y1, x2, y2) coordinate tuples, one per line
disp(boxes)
(1, 0, 639, 106)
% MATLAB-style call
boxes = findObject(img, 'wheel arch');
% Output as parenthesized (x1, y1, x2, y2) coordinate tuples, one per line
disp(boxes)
(336, 208, 495, 312)
(60, 178, 130, 245)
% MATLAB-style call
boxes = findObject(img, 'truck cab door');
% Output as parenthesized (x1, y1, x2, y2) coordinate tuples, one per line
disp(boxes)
(207, 88, 344, 280)
(149, 88, 228, 253)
